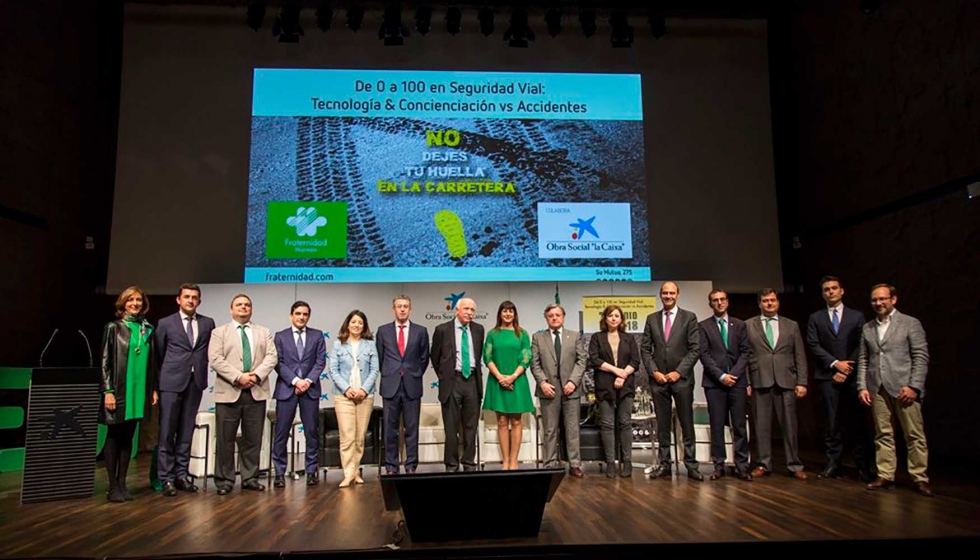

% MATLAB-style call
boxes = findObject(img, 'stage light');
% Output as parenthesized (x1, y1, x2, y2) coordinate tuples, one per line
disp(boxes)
(478, 7, 494, 37)
(648, 5, 665, 38)
(246, 0, 265, 31)
(273, 0, 304, 43)
(316, 2, 333, 32)
(415, 6, 432, 36)
(544, 8, 562, 37)
(445, 6, 462, 35)
(579, 8, 596, 38)
(346, 6, 364, 32)
(609, 10, 633, 48)
(860, 0, 881, 14)
(504, 9, 535, 48)
(379, 5, 409, 46)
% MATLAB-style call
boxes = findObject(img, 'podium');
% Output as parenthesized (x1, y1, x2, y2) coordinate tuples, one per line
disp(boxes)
(21, 367, 101, 504)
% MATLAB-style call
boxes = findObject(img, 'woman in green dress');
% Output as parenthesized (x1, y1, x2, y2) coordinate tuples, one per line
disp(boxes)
(100, 286, 159, 503)
(482, 301, 534, 470)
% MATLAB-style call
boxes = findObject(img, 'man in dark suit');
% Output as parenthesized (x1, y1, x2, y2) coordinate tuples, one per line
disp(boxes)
(430, 297, 484, 471)
(641, 281, 703, 480)
(806, 276, 873, 481)
(154, 283, 216, 497)
(272, 301, 326, 488)
(376, 295, 430, 475)
(698, 289, 752, 481)
(746, 288, 808, 480)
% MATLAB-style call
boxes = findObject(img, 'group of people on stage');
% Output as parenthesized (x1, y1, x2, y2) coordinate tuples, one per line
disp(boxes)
(99, 276, 933, 502)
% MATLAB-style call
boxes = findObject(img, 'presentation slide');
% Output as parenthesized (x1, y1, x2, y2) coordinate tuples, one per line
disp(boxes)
(246, 69, 650, 283)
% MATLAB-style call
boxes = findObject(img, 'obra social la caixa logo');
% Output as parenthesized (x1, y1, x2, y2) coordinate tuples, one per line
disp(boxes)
(423, 291, 490, 321)
(266, 202, 348, 259)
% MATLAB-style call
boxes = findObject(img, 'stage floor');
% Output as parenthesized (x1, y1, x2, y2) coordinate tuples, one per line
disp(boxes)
(1, 452, 979, 558)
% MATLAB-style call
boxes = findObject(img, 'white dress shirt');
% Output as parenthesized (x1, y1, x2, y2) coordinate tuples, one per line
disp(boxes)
(180, 310, 199, 346)
(661, 307, 677, 334)
(761, 314, 780, 346)
(291, 327, 307, 385)
(827, 303, 844, 325)
(875, 309, 896, 342)
(454, 318, 476, 372)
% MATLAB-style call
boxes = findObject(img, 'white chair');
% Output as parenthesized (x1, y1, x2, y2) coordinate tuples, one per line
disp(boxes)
(417, 403, 445, 464)
(189, 410, 272, 487)
(479, 409, 538, 467)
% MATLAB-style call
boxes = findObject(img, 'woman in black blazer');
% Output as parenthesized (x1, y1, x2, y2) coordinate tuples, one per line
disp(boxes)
(588, 305, 640, 478)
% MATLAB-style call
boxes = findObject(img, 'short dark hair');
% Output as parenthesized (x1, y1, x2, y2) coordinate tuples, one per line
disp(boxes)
(757, 288, 778, 303)
(708, 288, 728, 301)
(820, 276, 841, 289)
(290, 300, 311, 314)
(178, 283, 201, 297)
(230, 293, 251, 306)
(871, 283, 897, 298)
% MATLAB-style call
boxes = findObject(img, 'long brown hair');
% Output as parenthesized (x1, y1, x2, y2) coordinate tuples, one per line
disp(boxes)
(494, 300, 523, 338)
(338, 310, 373, 343)
(599, 305, 626, 333)
(114, 286, 149, 318)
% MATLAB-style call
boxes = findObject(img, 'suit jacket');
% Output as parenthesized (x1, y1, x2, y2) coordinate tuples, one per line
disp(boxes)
(430, 319, 485, 404)
(640, 307, 700, 386)
(698, 315, 750, 389)
(376, 321, 430, 400)
(207, 322, 278, 403)
(588, 331, 641, 401)
(745, 316, 808, 390)
(857, 310, 929, 399)
(531, 328, 588, 398)
(154, 312, 215, 393)
(273, 327, 326, 401)
(806, 306, 865, 381)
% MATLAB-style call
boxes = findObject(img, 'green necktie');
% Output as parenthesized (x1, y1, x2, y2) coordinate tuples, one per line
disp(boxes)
(764, 318, 775, 349)
(461, 324, 471, 378)
(239, 325, 252, 372)
(719, 318, 728, 349)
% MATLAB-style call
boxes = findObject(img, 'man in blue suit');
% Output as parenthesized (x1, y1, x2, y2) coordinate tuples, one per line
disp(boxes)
(806, 276, 873, 481)
(272, 301, 326, 487)
(375, 295, 429, 474)
(698, 289, 753, 481)
(154, 283, 216, 497)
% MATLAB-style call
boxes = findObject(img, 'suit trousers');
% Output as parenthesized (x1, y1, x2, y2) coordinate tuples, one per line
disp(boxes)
(652, 382, 698, 471)
(540, 394, 582, 468)
(752, 386, 803, 472)
(157, 382, 204, 482)
(598, 395, 632, 465)
(818, 379, 873, 471)
(334, 394, 375, 480)
(704, 386, 749, 472)
(441, 372, 480, 469)
(384, 379, 421, 472)
(872, 389, 929, 483)
(215, 390, 266, 487)
(272, 393, 320, 476)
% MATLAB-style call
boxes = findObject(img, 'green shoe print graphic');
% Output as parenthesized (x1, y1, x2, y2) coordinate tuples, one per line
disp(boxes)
(434, 210, 468, 258)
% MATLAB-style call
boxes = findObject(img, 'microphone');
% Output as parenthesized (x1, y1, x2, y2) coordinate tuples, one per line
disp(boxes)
(39, 329, 59, 367)
(78, 330, 93, 368)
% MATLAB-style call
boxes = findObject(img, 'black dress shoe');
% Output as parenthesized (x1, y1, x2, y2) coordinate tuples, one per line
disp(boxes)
(175, 479, 198, 493)
(651, 466, 672, 479)
(857, 469, 875, 483)
(108, 487, 126, 503)
(818, 466, 841, 479)
(162, 481, 178, 497)
(688, 469, 705, 481)
(216, 486, 232, 495)
(710, 465, 726, 480)
(620, 463, 632, 478)
(273, 476, 286, 488)
(306, 473, 318, 486)
(242, 480, 266, 491)
(121, 487, 134, 501)
(737, 471, 754, 481)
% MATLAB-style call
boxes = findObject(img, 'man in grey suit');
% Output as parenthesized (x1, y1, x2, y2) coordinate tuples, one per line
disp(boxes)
(641, 281, 703, 480)
(857, 284, 932, 496)
(746, 288, 808, 480)
(531, 303, 588, 477)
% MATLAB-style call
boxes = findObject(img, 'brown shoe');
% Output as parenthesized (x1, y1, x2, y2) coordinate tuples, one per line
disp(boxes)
(916, 482, 934, 497)
(569, 467, 584, 478)
(866, 477, 895, 491)
(750, 466, 769, 478)
(792, 471, 808, 480)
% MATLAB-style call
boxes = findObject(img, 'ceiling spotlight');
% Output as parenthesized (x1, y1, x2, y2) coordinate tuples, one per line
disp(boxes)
(415, 6, 432, 36)
(346, 6, 364, 32)
(246, 0, 265, 31)
(609, 11, 633, 48)
(504, 9, 535, 47)
(316, 3, 333, 32)
(273, 0, 303, 43)
(544, 8, 562, 37)
(648, 6, 665, 38)
(379, 5, 409, 46)
(579, 8, 596, 38)
(859, 0, 881, 14)
(478, 7, 495, 37)
(445, 6, 462, 35)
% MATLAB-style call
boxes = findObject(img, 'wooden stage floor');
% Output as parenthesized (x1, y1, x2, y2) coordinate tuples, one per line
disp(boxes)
(1, 453, 979, 558)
